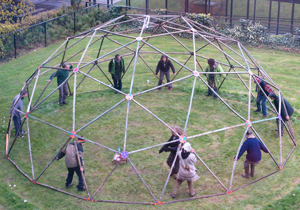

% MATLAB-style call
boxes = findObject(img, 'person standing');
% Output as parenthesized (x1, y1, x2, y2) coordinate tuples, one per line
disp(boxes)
(204, 58, 224, 99)
(236, 130, 269, 179)
(171, 142, 199, 198)
(268, 93, 294, 137)
(10, 90, 28, 138)
(48, 63, 73, 106)
(109, 54, 125, 94)
(155, 55, 176, 90)
(56, 137, 86, 191)
(253, 76, 275, 118)
(159, 126, 184, 177)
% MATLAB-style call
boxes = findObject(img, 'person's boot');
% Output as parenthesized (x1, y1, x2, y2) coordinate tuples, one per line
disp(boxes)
(188, 181, 196, 197)
(206, 87, 212, 96)
(213, 88, 218, 99)
(242, 166, 250, 179)
(250, 164, 255, 177)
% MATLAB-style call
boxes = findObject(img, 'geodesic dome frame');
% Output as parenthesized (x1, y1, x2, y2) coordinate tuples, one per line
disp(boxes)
(6, 14, 296, 205)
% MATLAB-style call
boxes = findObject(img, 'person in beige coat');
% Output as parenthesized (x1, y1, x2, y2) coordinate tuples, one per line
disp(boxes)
(171, 142, 199, 198)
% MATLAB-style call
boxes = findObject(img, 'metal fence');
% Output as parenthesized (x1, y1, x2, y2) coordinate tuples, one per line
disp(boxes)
(1, 0, 300, 64)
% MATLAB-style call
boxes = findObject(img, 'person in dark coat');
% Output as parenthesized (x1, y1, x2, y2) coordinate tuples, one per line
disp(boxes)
(155, 55, 176, 90)
(109, 54, 125, 94)
(236, 130, 269, 179)
(9, 90, 28, 138)
(253, 76, 275, 118)
(269, 93, 294, 137)
(159, 126, 184, 177)
(56, 137, 85, 191)
(48, 63, 73, 106)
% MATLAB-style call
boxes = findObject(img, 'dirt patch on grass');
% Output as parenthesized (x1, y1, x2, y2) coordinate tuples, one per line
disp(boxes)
(5, 174, 13, 183)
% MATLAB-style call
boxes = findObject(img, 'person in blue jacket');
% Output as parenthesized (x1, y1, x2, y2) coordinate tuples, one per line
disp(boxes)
(236, 130, 269, 179)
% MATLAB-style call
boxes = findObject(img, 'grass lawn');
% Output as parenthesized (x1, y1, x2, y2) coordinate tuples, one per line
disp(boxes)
(0, 30, 299, 210)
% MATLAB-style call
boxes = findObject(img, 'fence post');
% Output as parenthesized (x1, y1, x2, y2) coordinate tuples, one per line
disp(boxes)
(44, 22, 47, 47)
(268, 0, 272, 31)
(145, 0, 149, 14)
(246, 0, 249, 20)
(165, 0, 168, 15)
(14, 33, 17, 59)
(107, 0, 109, 8)
(276, 1, 280, 35)
(291, 0, 295, 34)
(225, 0, 228, 22)
(73, 12, 76, 34)
(253, 0, 257, 23)
(230, 0, 233, 27)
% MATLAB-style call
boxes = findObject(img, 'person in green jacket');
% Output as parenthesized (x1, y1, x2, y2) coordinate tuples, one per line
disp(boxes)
(204, 58, 224, 99)
(48, 63, 73, 106)
(108, 54, 125, 94)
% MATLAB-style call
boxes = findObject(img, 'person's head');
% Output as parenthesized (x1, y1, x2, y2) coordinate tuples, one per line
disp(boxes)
(182, 142, 192, 153)
(207, 58, 215, 66)
(20, 90, 28, 97)
(161, 55, 168, 62)
(78, 136, 85, 145)
(268, 92, 276, 100)
(115, 54, 121, 61)
(246, 130, 255, 138)
(172, 126, 184, 136)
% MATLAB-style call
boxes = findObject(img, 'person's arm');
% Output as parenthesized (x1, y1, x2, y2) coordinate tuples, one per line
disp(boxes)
(56, 149, 66, 160)
(237, 140, 248, 160)
(155, 61, 160, 76)
(259, 141, 269, 153)
(169, 61, 175, 74)
(121, 58, 125, 74)
(108, 60, 112, 74)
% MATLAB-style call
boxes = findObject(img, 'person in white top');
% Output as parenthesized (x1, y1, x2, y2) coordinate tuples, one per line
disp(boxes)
(171, 142, 199, 198)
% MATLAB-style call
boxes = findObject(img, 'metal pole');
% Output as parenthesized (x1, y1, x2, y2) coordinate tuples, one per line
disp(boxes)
(253, 0, 257, 23)
(128, 158, 158, 202)
(276, 1, 280, 35)
(44, 22, 47, 47)
(225, 0, 228, 22)
(208, 0, 211, 14)
(36, 138, 72, 181)
(107, 0, 109, 8)
(268, 0, 272, 31)
(205, 0, 208, 14)
(185, 0, 189, 13)
(194, 152, 227, 191)
(229, 128, 249, 191)
(26, 119, 35, 180)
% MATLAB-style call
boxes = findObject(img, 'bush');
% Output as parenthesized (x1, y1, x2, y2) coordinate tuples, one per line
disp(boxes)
(225, 19, 270, 46)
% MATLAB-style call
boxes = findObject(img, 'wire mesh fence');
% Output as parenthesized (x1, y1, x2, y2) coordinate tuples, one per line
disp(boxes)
(1, 1, 300, 64)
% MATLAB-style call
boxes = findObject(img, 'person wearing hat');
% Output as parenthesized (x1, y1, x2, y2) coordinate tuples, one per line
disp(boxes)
(10, 90, 28, 138)
(171, 142, 199, 198)
(56, 137, 85, 191)
(269, 93, 294, 137)
(159, 126, 184, 177)
(253, 76, 275, 118)
(236, 130, 268, 179)
(109, 54, 125, 94)
(48, 63, 73, 106)
(204, 58, 224, 99)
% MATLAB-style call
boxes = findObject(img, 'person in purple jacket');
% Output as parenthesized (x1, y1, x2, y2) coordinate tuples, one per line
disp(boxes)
(236, 130, 269, 179)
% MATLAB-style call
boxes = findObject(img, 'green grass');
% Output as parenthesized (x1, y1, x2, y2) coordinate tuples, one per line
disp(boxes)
(0, 32, 300, 210)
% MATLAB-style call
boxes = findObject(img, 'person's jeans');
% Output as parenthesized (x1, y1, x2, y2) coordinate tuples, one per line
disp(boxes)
(13, 115, 22, 136)
(66, 166, 84, 189)
(157, 70, 172, 89)
(112, 74, 122, 90)
(59, 83, 68, 105)
(256, 94, 267, 115)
